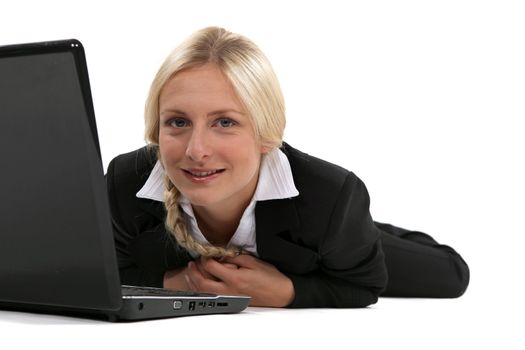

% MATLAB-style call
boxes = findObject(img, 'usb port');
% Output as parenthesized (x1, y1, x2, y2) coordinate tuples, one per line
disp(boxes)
(208, 302, 215, 307)
(217, 302, 228, 307)
(189, 301, 196, 311)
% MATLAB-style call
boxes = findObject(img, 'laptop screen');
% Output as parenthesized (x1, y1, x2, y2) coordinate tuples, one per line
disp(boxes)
(0, 42, 121, 311)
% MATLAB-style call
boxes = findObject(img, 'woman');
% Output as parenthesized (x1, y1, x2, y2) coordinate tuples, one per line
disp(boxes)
(106, 27, 470, 308)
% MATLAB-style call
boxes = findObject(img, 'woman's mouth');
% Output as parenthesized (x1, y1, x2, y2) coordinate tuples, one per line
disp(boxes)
(182, 168, 225, 182)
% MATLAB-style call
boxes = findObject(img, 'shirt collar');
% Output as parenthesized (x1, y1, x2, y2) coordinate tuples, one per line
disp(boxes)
(136, 148, 299, 203)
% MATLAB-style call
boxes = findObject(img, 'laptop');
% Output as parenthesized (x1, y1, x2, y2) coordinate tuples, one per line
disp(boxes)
(0, 39, 250, 321)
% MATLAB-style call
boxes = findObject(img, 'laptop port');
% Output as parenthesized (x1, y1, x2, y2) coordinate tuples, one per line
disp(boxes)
(217, 302, 228, 307)
(189, 301, 196, 311)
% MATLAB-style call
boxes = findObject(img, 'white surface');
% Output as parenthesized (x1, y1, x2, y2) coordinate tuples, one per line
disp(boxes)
(1, 0, 524, 348)
(0, 296, 522, 349)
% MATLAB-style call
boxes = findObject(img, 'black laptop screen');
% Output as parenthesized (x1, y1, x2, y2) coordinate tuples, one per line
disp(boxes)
(0, 44, 121, 311)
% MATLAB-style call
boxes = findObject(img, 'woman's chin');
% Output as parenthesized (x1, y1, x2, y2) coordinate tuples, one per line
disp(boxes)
(180, 191, 220, 208)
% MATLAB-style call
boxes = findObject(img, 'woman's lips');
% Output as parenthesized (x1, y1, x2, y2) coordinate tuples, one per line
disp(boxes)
(182, 168, 225, 183)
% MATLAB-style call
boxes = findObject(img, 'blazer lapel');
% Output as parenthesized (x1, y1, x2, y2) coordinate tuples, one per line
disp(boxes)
(131, 198, 193, 270)
(255, 199, 318, 273)
(136, 198, 166, 221)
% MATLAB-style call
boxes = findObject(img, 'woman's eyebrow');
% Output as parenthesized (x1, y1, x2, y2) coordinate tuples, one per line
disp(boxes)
(207, 109, 245, 117)
(159, 109, 186, 116)
(159, 108, 245, 116)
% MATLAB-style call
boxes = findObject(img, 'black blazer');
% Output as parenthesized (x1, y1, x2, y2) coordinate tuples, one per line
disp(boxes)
(105, 143, 388, 308)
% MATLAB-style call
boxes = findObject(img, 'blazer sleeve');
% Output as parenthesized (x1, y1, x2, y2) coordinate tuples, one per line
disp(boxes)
(105, 156, 166, 288)
(287, 173, 388, 308)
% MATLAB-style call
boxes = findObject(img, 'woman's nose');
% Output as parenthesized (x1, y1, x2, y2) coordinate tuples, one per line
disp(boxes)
(185, 127, 211, 162)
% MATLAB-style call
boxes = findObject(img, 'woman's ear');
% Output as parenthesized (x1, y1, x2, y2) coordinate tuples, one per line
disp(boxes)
(260, 145, 273, 154)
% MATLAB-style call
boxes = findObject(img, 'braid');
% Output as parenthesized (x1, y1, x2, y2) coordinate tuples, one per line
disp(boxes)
(163, 175, 242, 258)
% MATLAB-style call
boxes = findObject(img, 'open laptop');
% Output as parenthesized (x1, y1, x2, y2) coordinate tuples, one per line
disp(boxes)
(0, 39, 250, 321)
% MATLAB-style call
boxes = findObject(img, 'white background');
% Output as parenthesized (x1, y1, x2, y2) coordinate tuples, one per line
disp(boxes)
(1, 0, 524, 349)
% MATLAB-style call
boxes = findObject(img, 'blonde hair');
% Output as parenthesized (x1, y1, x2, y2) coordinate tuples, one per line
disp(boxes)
(144, 27, 286, 257)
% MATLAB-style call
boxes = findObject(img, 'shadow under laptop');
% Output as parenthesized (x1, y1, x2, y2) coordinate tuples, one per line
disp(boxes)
(0, 308, 108, 325)
(0, 302, 253, 324)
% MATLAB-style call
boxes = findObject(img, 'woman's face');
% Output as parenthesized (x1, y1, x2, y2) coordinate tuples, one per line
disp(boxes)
(158, 64, 267, 212)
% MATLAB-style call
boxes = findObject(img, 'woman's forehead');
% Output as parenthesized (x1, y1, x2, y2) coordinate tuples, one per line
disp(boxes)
(159, 64, 245, 112)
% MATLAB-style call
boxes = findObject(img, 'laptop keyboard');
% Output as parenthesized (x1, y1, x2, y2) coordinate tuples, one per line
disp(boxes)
(121, 285, 216, 297)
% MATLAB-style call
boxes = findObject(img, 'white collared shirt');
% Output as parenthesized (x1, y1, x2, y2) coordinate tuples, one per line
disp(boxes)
(136, 148, 299, 257)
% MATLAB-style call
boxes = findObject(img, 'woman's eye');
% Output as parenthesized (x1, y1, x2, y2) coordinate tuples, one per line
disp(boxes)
(215, 118, 236, 128)
(169, 118, 189, 128)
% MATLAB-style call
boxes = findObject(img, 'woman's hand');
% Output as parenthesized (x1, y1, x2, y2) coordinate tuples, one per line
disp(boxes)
(163, 266, 191, 291)
(163, 261, 239, 290)
(185, 255, 295, 307)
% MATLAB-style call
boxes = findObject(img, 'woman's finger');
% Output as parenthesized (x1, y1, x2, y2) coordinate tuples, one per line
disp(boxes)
(187, 261, 228, 293)
(222, 253, 259, 268)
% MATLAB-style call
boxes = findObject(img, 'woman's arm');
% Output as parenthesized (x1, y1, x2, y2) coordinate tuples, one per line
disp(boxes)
(285, 266, 383, 308)
(279, 171, 388, 308)
(295, 173, 387, 307)
(105, 157, 161, 287)
(106, 154, 180, 288)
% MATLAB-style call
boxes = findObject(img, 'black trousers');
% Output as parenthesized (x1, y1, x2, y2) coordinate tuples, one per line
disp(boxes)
(375, 222, 470, 298)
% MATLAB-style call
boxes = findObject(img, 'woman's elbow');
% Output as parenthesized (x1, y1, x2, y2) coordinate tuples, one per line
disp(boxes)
(445, 252, 470, 298)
